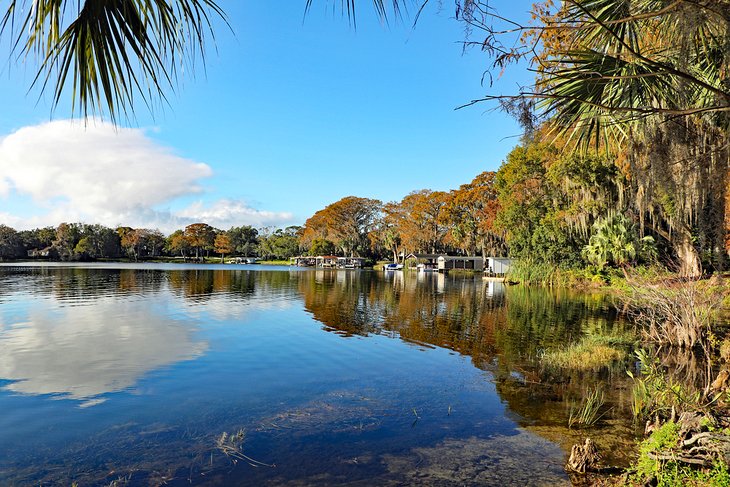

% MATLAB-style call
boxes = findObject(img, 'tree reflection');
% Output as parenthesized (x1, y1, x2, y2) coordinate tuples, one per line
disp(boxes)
(298, 270, 638, 464)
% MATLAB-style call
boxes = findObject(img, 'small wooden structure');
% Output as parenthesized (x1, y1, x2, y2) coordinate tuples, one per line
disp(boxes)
(437, 255, 484, 271)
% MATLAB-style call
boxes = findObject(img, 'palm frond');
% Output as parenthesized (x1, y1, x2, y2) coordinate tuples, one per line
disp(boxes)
(304, 0, 415, 27)
(1, 0, 227, 122)
(540, 0, 730, 149)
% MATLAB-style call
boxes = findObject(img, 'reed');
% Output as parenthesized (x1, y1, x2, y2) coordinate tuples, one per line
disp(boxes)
(568, 387, 606, 429)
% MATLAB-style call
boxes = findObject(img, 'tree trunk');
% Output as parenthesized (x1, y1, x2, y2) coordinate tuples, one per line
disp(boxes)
(566, 438, 600, 473)
(649, 222, 702, 277)
(674, 226, 702, 277)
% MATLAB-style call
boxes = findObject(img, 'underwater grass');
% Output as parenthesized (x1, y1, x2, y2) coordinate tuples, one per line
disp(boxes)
(541, 334, 636, 371)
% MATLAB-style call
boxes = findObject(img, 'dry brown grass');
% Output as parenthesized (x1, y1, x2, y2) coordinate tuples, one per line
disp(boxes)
(621, 276, 725, 351)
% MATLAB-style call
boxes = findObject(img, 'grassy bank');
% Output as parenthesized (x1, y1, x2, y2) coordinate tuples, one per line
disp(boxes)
(504, 259, 675, 289)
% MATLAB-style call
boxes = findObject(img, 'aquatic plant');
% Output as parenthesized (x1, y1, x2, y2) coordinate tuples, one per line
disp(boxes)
(541, 334, 634, 371)
(568, 387, 606, 429)
(628, 349, 705, 421)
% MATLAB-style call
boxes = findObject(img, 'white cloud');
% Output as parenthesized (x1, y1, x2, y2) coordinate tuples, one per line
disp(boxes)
(177, 199, 294, 230)
(0, 120, 294, 232)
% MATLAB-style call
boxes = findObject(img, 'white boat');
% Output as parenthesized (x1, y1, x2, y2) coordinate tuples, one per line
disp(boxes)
(416, 263, 436, 272)
(383, 263, 403, 271)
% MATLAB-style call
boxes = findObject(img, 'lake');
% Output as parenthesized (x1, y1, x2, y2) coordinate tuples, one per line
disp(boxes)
(0, 263, 637, 486)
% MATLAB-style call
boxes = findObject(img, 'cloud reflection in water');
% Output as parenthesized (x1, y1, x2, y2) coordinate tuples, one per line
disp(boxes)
(0, 298, 207, 403)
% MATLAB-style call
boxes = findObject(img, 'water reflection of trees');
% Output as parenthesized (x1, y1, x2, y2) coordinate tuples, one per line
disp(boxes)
(0, 266, 645, 470)
(0, 267, 165, 303)
(1, 268, 631, 379)
(298, 271, 640, 464)
(166, 269, 297, 303)
(298, 272, 628, 374)
(0, 267, 302, 305)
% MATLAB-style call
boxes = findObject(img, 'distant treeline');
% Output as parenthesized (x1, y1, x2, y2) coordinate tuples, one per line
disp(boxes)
(0, 222, 302, 262)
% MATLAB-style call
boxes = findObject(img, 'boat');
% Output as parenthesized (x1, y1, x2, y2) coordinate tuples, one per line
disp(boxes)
(383, 263, 403, 271)
(416, 263, 436, 272)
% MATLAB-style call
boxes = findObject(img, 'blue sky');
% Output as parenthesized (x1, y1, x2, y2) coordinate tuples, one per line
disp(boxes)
(0, 1, 534, 233)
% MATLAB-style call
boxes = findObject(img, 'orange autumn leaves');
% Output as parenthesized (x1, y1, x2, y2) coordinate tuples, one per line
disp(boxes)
(300, 172, 502, 259)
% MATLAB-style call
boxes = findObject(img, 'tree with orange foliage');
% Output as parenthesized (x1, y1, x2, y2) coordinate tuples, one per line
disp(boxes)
(443, 171, 504, 258)
(214, 233, 233, 263)
(184, 223, 217, 260)
(394, 189, 449, 255)
(301, 196, 381, 257)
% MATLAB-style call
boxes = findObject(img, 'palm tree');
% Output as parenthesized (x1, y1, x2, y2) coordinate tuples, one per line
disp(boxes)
(538, 0, 729, 147)
(540, 0, 729, 277)
(582, 212, 655, 270)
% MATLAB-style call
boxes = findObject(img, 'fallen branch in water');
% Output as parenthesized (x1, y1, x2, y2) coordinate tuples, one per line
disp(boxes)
(216, 430, 276, 468)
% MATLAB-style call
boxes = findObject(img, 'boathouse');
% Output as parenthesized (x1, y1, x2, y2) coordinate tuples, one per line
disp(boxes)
(403, 253, 440, 270)
(437, 255, 484, 271)
(291, 256, 366, 268)
(292, 256, 317, 266)
(336, 257, 366, 268)
(486, 257, 513, 276)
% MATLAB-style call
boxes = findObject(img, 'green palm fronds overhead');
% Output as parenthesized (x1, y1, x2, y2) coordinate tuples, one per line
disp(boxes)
(539, 0, 730, 148)
(0, 0, 420, 121)
(1, 0, 226, 122)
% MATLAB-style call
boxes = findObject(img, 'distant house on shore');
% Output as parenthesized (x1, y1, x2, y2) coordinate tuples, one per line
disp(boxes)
(27, 246, 57, 259)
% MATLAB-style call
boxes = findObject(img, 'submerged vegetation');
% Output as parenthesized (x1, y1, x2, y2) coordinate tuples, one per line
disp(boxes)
(541, 334, 634, 371)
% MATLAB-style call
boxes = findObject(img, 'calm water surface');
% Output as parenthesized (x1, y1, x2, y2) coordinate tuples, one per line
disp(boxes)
(0, 264, 636, 486)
